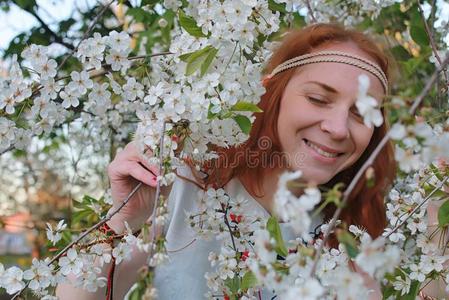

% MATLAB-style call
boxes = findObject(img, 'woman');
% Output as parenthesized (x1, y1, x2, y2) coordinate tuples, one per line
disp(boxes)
(57, 23, 396, 299)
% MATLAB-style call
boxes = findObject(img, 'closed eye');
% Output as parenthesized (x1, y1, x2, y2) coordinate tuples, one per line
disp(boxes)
(306, 96, 328, 105)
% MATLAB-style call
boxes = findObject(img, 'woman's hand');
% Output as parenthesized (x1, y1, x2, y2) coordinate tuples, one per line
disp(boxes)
(106, 141, 160, 233)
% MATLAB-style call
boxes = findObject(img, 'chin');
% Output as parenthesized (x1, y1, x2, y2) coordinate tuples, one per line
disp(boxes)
(289, 166, 334, 185)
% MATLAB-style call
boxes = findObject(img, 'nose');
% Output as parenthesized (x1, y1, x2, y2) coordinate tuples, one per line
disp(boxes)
(320, 110, 350, 140)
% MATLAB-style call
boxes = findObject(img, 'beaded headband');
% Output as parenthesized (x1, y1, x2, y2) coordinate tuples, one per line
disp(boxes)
(266, 50, 388, 92)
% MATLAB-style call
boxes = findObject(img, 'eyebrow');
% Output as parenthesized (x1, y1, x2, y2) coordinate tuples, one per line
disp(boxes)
(303, 80, 383, 104)
(303, 81, 339, 94)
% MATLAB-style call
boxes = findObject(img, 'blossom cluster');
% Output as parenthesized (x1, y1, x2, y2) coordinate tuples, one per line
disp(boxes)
(381, 162, 449, 297)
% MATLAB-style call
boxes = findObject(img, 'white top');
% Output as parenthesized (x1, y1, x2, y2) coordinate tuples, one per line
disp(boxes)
(127, 165, 323, 299)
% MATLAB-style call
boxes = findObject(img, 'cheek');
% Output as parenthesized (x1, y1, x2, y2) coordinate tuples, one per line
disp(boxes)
(353, 127, 374, 157)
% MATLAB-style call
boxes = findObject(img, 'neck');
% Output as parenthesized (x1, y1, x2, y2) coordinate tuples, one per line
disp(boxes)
(241, 167, 308, 214)
(239, 167, 283, 214)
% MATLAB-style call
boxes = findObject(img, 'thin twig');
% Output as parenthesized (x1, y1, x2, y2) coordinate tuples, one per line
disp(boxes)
(150, 121, 167, 247)
(304, 0, 318, 23)
(308, 54, 449, 277)
(223, 206, 237, 251)
(0, 52, 173, 157)
(11, 181, 143, 300)
(58, 0, 115, 71)
(384, 176, 449, 239)
(417, 3, 448, 84)
(26, 8, 75, 50)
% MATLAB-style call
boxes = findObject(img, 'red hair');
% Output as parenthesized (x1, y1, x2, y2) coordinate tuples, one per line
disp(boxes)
(191, 23, 396, 245)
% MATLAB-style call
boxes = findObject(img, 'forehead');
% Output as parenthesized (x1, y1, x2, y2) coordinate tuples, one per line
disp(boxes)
(289, 44, 385, 101)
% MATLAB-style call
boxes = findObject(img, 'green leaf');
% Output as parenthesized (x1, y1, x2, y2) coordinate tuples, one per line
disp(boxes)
(72, 209, 93, 225)
(178, 10, 207, 37)
(268, 0, 286, 12)
(232, 115, 252, 135)
(241, 271, 257, 291)
(423, 183, 447, 199)
(429, 163, 444, 181)
(337, 231, 359, 258)
(390, 45, 411, 61)
(438, 200, 449, 228)
(231, 101, 263, 113)
(266, 217, 288, 257)
(207, 103, 218, 120)
(127, 7, 146, 23)
(410, 25, 429, 47)
(59, 18, 76, 34)
(179, 52, 193, 62)
(128, 283, 144, 300)
(200, 46, 218, 76)
(182, 46, 218, 77)
(14, 0, 37, 10)
(225, 276, 240, 294)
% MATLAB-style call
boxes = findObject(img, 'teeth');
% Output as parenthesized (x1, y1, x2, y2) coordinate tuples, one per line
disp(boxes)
(305, 140, 339, 158)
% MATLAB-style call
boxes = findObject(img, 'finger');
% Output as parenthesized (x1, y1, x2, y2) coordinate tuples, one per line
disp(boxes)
(137, 157, 160, 176)
(128, 165, 158, 187)
(110, 161, 157, 187)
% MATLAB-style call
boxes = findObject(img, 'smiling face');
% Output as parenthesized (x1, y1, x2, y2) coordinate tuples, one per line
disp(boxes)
(277, 41, 385, 185)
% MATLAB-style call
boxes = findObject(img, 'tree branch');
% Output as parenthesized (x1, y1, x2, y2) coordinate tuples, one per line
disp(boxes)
(58, 0, 115, 71)
(384, 176, 449, 239)
(27, 8, 75, 50)
(417, 3, 448, 85)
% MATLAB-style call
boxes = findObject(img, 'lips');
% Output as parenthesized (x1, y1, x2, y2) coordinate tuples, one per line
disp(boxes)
(303, 139, 344, 158)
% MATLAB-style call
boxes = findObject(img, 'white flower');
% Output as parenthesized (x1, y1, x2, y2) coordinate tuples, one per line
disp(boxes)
(206, 187, 229, 208)
(23, 258, 52, 291)
(60, 89, 80, 109)
(46, 220, 67, 245)
(41, 78, 62, 100)
(89, 244, 112, 266)
(406, 212, 427, 235)
(112, 242, 132, 265)
(392, 276, 411, 296)
(67, 71, 93, 95)
(416, 234, 438, 254)
(11, 81, 32, 102)
(88, 82, 111, 102)
(122, 77, 144, 101)
(253, 229, 276, 264)
(106, 31, 131, 52)
(422, 132, 449, 163)
(355, 74, 383, 128)
(355, 236, 400, 280)
(394, 145, 422, 173)
(420, 254, 447, 274)
(144, 82, 167, 105)
(409, 263, 426, 282)
(105, 49, 131, 72)
(382, 227, 406, 243)
(283, 278, 324, 300)
(36, 59, 57, 80)
(327, 267, 368, 299)
(389, 123, 406, 140)
(21, 44, 48, 66)
(148, 252, 169, 267)
(59, 248, 83, 276)
(0, 82, 30, 114)
(2, 266, 25, 294)
(76, 267, 107, 292)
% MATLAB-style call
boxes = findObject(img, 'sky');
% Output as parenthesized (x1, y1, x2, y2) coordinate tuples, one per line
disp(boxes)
(0, 0, 97, 53)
